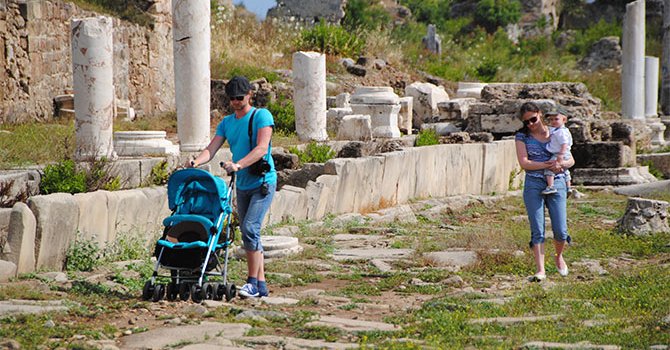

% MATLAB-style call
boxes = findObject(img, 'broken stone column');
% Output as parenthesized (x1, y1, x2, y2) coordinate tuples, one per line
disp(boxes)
(173, 0, 211, 152)
(621, 0, 646, 120)
(350, 87, 401, 138)
(646, 56, 660, 118)
(399, 96, 413, 135)
(71, 16, 115, 160)
(293, 51, 328, 142)
(422, 24, 441, 55)
(617, 197, 670, 236)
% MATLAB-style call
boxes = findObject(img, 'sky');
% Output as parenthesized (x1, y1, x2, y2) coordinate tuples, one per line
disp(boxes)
(233, 0, 277, 20)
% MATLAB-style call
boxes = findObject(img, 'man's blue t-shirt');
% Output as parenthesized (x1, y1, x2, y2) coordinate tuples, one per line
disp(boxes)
(515, 132, 565, 179)
(216, 107, 277, 190)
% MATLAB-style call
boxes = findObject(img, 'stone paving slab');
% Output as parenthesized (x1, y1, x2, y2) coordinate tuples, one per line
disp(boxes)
(119, 321, 250, 349)
(306, 315, 401, 332)
(469, 314, 561, 325)
(236, 335, 358, 350)
(0, 299, 70, 316)
(331, 248, 413, 261)
(520, 341, 621, 349)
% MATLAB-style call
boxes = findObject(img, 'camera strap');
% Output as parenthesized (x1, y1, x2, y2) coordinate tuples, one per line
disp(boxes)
(247, 108, 271, 181)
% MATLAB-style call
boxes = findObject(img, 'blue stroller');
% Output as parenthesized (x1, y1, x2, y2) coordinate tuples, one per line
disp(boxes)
(142, 168, 237, 302)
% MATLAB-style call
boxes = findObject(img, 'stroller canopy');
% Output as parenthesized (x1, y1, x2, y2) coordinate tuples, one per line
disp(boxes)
(167, 168, 232, 219)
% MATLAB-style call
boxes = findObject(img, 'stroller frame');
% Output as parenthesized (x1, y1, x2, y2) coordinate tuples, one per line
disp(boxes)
(142, 168, 237, 303)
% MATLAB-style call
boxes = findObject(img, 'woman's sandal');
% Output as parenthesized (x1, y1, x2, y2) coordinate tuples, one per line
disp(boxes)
(528, 273, 546, 282)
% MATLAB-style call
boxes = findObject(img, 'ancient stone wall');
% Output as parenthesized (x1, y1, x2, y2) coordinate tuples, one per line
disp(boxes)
(266, 0, 346, 25)
(0, 0, 175, 124)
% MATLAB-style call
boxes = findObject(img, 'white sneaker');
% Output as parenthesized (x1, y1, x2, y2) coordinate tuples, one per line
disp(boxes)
(238, 283, 259, 298)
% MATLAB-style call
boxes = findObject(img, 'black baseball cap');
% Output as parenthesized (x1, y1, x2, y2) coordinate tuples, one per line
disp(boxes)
(225, 76, 252, 97)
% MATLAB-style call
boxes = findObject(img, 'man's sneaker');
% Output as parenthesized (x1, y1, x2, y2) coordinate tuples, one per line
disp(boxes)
(238, 283, 259, 298)
(542, 186, 557, 195)
(258, 289, 269, 297)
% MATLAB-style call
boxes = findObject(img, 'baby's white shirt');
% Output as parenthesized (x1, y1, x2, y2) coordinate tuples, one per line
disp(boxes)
(546, 126, 573, 154)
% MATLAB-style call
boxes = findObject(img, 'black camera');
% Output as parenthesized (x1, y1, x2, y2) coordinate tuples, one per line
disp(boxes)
(248, 158, 271, 177)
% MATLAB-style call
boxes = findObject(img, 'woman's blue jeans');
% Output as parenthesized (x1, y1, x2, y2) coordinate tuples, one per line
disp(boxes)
(237, 182, 276, 251)
(523, 175, 571, 248)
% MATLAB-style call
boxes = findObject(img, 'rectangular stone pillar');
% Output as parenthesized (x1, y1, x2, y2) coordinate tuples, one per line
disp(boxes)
(622, 0, 646, 119)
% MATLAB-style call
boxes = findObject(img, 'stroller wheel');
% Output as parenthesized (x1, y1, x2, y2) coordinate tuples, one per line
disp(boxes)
(191, 284, 204, 303)
(166, 282, 178, 301)
(202, 283, 215, 300)
(152, 284, 166, 302)
(225, 283, 236, 302)
(179, 283, 190, 301)
(213, 283, 224, 301)
(141, 280, 154, 301)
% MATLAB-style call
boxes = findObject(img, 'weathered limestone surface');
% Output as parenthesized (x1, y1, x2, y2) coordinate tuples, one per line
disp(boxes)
(267, 0, 346, 25)
(267, 140, 518, 224)
(293, 51, 328, 142)
(28, 193, 79, 271)
(621, 0, 646, 119)
(173, 0, 211, 152)
(618, 197, 670, 236)
(0, 0, 175, 124)
(337, 115, 373, 141)
(645, 56, 660, 118)
(2, 202, 36, 274)
(71, 16, 115, 160)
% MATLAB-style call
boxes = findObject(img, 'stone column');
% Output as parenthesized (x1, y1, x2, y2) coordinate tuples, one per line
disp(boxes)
(646, 56, 660, 118)
(661, 0, 670, 115)
(71, 16, 115, 160)
(293, 51, 328, 142)
(172, 0, 211, 152)
(422, 24, 442, 55)
(621, 0, 645, 120)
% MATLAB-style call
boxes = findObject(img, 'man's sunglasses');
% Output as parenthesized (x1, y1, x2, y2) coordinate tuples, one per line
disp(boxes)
(522, 116, 538, 126)
(231, 95, 245, 101)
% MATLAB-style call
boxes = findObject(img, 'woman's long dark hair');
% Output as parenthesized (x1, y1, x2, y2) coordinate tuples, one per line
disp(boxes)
(517, 101, 542, 135)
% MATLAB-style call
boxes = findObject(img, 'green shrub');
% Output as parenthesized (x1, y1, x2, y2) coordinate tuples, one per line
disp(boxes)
(267, 96, 296, 134)
(567, 19, 622, 56)
(40, 160, 87, 195)
(399, 0, 452, 28)
(474, 0, 522, 33)
(40, 158, 121, 194)
(342, 0, 392, 31)
(296, 21, 365, 57)
(415, 128, 440, 146)
(66, 234, 101, 272)
(147, 160, 170, 186)
(288, 142, 336, 164)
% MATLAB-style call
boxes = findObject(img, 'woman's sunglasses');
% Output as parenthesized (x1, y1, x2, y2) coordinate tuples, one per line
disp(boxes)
(522, 116, 538, 126)
(231, 95, 245, 101)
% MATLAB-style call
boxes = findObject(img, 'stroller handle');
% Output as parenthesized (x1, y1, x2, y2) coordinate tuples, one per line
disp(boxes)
(220, 161, 237, 180)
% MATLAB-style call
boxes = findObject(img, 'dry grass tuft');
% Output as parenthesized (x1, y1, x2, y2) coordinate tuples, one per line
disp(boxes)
(211, 8, 301, 79)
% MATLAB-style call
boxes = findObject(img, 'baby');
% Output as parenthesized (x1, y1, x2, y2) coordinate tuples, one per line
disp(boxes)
(542, 107, 573, 195)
